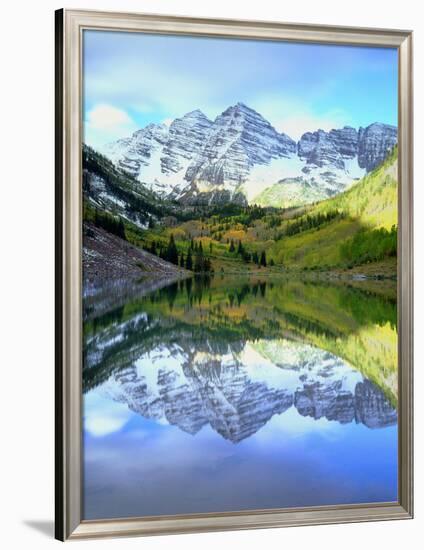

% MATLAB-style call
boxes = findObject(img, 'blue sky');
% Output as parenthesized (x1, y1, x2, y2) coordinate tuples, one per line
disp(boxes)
(83, 30, 398, 149)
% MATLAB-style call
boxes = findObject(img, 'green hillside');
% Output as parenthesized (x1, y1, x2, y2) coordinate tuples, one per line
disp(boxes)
(254, 178, 326, 208)
(268, 147, 398, 270)
(83, 144, 398, 276)
(312, 147, 397, 230)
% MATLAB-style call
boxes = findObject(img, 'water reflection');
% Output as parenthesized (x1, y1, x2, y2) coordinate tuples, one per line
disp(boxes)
(83, 276, 398, 519)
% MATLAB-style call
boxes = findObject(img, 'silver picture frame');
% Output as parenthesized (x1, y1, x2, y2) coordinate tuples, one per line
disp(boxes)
(55, 8, 413, 541)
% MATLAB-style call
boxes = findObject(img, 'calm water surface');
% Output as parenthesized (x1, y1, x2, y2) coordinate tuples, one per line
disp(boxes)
(83, 276, 398, 519)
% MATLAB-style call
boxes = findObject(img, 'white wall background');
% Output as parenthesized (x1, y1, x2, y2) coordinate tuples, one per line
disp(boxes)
(0, 0, 421, 547)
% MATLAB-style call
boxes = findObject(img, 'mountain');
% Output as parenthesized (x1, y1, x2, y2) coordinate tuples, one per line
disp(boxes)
(358, 123, 398, 171)
(105, 110, 214, 199)
(255, 122, 397, 207)
(100, 102, 397, 207)
(181, 102, 296, 205)
(83, 144, 179, 229)
(268, 147, 398, 269)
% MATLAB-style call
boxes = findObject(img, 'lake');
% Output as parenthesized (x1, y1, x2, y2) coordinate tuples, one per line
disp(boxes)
(82, 275, 398, 520)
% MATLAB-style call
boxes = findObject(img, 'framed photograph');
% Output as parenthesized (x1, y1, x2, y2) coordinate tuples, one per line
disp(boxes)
(55, 9, 413, 541)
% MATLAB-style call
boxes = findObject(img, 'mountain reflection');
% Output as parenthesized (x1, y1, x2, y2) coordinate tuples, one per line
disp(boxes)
(94, 342, 396, 443)
(83, 276, 397, 442)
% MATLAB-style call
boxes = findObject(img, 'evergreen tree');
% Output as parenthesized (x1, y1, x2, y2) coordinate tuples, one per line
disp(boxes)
(269, 258, 275, 267)
(166, 234, 179, 265)
(118, 218, 126, 239)
(237, 240, 244, 255)
(185, 249, 193, 271)
(192, 240, 214, 273)
(252, 251, 259, 264)
(179, 253, 185, 268)
(260, 251, 267, 267)
(150, 241, 157, 255)
(204, 257, 213, 273)
(93, 209, 126, 240)
(229, 239, 235, 253)
(194, 247, 203, 272)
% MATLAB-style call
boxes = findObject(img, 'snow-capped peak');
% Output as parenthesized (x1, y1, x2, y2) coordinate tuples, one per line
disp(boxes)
(99, 103, 397, 207)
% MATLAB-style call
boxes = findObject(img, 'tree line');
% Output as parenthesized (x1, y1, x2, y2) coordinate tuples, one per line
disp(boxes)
(285, 210, 344, 237)
(340, 226, 397, 266)
(148, 235, 213, 273)
(228, 239, 271, 267)
(92, 209, 126, 240)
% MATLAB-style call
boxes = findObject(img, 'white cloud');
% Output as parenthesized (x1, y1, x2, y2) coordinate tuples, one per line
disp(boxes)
(84, 104, 138, 150)
(84, 391, 133, 437)
(87, 104, 133, 130)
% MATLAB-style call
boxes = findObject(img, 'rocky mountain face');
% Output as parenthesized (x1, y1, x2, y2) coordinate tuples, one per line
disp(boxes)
(298, 127, 359, 170)
(104, 110, 215, 199)
(358, 122, 398, 171)
(162, 110, 213, 176)
(105, 122, 169, 178)
(100, 102, 397, 207)
(298, 122, 398, 173)
(182, 103, 296, 204)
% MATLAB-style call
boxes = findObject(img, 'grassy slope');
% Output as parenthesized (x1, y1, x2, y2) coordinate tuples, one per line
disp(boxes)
(312, 150, 397, 230)
(254, 178, 325, 208)
(268, 149, 398, 269)
(271, 218, 362, 268)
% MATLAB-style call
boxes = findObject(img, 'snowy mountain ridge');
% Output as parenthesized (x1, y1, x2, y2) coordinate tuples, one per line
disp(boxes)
(100, 102, 397, 207)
